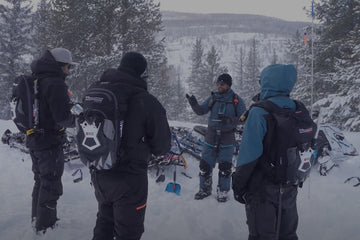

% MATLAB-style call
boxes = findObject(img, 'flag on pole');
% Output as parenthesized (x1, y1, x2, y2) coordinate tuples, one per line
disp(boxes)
(304, 33, 307, 45)
(311, 1, 314, 18)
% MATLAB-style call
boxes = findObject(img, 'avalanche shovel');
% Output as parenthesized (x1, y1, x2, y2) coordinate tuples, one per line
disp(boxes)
(165, 165, 181, 195)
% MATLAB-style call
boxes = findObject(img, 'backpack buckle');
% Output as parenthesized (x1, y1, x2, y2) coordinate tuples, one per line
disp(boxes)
(26, 129, 35, 136)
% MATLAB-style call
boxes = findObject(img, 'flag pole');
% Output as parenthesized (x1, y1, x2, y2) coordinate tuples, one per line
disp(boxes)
(310, 0, 314, 116)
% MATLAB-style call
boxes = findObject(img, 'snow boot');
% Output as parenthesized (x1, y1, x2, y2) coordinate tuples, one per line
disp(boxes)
(216, 186, 228, 202)
(194, 189, 212, 200)
(195, 175, 212, 200)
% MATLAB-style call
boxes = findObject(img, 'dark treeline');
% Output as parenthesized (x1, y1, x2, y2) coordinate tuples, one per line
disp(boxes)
(0, 0, 359, 130)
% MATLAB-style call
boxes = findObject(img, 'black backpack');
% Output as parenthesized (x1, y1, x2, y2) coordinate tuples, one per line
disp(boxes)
(11, 75, 40, 135)
(255, 100, 317, 187)
(76, 81, 142, 170)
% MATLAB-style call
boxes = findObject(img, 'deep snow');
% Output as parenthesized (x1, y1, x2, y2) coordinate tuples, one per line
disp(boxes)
(0, 119, 359, 240)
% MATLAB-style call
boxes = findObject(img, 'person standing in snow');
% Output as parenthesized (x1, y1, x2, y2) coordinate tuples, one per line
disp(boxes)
(90, 52, 171, 240)
(27, 48, 77, 233)
(232, 64, 301, 240)
(186, 73, 246, 202)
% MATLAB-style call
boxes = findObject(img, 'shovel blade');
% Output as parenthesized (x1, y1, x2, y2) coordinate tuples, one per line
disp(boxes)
(165, 182, 181, 195)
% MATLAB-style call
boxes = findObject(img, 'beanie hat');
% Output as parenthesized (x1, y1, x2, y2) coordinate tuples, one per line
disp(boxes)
(118, 52, 148, 78)
(50, 48, 77, 65)
(217, 73, 232, 87)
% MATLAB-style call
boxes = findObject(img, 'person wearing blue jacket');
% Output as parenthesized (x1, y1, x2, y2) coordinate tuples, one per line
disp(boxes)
(186, 73, 246, 202)
(232, 64, 299, 240)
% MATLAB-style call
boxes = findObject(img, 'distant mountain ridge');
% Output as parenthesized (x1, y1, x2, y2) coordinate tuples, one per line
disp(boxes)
(161, 11, 309, 39)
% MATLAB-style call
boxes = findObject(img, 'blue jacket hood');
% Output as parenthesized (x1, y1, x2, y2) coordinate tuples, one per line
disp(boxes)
(259, 64, 297, 100)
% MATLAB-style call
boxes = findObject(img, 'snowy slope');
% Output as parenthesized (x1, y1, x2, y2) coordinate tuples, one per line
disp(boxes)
(0, 119, 360, 240)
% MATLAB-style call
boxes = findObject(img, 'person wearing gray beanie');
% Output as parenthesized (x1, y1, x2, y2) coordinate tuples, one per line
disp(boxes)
(28, 47, 77, 233)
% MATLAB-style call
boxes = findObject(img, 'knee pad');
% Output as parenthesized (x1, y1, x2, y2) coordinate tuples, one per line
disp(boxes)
(218, 162, 232, 177)
(199, 159, 211, 177)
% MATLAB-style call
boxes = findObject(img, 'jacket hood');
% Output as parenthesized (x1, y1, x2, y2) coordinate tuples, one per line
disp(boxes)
(259, 64, 297, 100)
(31, 50, 67, 79)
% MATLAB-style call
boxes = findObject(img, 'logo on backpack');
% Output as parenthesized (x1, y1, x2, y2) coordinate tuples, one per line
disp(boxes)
(76, 82, 131, 171)
(256, 100, 317, 187)
(11, 75, 40, 135)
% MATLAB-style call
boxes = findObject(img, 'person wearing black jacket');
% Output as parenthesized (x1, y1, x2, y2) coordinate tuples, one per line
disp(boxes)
(27, 48, 76, 233)
(90, 52, 171, 240)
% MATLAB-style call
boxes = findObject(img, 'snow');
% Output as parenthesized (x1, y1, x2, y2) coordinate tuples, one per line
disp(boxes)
(1, 119, 360, 240)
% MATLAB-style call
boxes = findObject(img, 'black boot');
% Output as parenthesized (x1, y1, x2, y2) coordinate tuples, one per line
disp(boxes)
(195, 175, 212, 200)
(194, 188, 212, 200)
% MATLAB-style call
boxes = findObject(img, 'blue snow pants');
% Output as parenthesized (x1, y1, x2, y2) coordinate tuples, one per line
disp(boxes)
(200, 144, 234, 192)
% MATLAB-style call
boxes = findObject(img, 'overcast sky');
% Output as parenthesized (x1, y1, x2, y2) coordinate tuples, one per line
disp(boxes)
(158, 0, 313, 22)
(0, 0, 313, 22)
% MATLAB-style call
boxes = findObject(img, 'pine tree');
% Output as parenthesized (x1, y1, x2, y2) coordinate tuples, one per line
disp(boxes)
(186, 38, 206, 123)
(310, 0, 360, 130)
(41, 0, 167, 101)
(242, 38, 261, 105)
(271, 48, 278, 65)
(285, 29, 314, 106)
(33, 0, 52, 54)
(200, 45, 227, 100)
(187, 38, 204, 91)
(0, 0, 33, 119)
(233, 46, 245, 94)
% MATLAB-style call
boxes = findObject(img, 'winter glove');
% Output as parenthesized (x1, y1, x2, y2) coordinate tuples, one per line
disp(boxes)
(232, 171, 250, 204)
(186, 94, 198, 106)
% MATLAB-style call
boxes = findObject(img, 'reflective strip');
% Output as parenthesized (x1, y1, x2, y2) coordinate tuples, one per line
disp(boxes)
(136, 203, 147, 210)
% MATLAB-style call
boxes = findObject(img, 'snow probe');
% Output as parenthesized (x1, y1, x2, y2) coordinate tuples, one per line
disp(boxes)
(165, 165, 181, 195)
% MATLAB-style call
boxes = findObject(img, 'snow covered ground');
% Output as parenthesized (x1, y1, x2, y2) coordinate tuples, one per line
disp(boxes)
(0, 119, 359, 240)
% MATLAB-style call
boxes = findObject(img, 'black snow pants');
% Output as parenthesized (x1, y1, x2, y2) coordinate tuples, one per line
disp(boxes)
(245, 184, 299, 240)
(30, 144, 64, 232)
(91, 170, 148, 240)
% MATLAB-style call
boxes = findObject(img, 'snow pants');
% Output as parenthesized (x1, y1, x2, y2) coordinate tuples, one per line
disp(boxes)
(245, 184, 299, 240)
(30, 144, 64, 232)
(199, 144, 233, 192)
(91, 170, 148, 240)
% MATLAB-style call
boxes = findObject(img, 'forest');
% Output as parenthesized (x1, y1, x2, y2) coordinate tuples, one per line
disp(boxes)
(0, 0, 359, 130)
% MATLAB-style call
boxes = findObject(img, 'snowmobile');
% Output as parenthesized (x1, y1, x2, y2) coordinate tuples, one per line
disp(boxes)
(1, 129, 29, 154)
(1, 128, 80, 162)
(169, 126, 204, 160)
(313, 124, 358, 175)
(148, 130, 189, 183)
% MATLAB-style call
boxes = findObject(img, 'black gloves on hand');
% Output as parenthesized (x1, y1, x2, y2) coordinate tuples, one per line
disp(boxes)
(232, 171, 251, 205)
(186, 94, 197, 106)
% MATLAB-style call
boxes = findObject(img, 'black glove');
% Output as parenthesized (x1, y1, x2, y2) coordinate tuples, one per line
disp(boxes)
(186, 94, 197, 106)
(232, 171, 251, 204)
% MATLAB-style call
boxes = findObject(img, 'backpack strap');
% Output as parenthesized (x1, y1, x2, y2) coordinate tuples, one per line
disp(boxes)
(208, 92, 240, 116)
